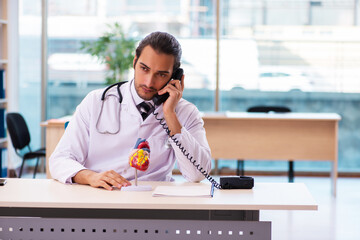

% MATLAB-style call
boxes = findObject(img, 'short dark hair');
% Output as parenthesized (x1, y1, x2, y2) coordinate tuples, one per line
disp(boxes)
(135, 32, 182, 71)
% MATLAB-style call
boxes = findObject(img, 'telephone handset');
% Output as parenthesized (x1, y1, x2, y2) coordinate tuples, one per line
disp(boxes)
(152, 68, 184, 106)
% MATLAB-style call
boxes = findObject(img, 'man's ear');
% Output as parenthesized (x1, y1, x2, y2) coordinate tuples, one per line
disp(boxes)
(133, 56, 138, 69)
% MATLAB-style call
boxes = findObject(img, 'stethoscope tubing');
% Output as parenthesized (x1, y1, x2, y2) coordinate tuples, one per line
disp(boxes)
(96, 81, 128, 134)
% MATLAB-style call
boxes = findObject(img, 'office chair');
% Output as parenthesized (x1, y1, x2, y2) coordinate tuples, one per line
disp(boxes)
(237, 105, 294, 182)
(6, 113, 46, 178)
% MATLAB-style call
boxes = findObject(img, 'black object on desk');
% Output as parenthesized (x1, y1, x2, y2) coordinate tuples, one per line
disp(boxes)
(0, 178, 7, 186)
(220, 176, 254, 189)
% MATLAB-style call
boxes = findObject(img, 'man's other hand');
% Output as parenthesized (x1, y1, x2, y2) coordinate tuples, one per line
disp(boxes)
(73, 169, 131, 191)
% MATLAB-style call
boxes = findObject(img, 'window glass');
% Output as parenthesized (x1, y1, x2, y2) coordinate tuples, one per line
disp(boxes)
(19, 0, 42, 150)
(48, 0, 97, 16)
(19, 0, 360, 175)
(47, 0, 216, 121)
(219, 0, 360, 173)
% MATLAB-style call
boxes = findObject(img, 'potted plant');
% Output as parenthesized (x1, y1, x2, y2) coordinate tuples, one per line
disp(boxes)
(80, 23, 137, 85)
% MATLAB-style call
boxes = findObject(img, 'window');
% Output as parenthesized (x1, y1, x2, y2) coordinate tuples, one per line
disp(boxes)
(46, 0, 216, 121)
(19, 0, 42, 150)
(219, 0, 360, 172)
(18, 0, 360, 173)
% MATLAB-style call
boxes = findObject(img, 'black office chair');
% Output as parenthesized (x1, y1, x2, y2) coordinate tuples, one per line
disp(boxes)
(6, 113, 46, 178)
(237, 105, 294, 182)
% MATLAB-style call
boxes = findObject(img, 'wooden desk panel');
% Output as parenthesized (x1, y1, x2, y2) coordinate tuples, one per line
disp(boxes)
(204, 118, 337, 161)
(203, 112, 341, 197)
(41, 120, 68, 179)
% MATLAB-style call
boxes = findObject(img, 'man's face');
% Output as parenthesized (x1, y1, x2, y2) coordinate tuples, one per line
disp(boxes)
(133, 45, 175, 101)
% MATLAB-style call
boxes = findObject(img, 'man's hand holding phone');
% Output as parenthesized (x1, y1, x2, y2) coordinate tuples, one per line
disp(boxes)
(158, 74, 185, 115)
(157, 73, 185, 136)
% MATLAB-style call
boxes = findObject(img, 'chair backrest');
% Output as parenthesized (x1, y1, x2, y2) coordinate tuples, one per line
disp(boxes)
(6, 112, 31, 151)
(247, 106, 291, 113)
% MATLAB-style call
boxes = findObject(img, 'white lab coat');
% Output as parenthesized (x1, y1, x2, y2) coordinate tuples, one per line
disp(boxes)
(49, 81, 212, 184)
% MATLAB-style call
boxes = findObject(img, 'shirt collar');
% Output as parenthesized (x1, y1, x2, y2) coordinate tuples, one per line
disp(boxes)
(130, 79, 154, 106)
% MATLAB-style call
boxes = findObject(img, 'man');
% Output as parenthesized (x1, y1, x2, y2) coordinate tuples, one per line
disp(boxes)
(50, 32, 211, 190)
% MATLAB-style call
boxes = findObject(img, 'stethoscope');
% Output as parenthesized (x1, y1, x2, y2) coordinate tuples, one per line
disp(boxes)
(95, 80, 172, 148)
(95, 81, 128, 135)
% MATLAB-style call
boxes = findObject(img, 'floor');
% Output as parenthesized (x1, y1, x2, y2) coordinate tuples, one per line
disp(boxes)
(258, 176, 360, 240)
(24, 172, 360, 240)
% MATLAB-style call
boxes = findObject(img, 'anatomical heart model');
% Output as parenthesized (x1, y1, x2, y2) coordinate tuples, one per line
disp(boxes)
(123, 138, 152, 191)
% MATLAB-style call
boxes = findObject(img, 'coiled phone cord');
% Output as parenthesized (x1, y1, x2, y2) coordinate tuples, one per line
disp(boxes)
(152, 111, 222, 189)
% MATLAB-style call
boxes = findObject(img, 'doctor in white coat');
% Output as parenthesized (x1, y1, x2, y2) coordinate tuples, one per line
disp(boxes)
(50, 32, 211, 190)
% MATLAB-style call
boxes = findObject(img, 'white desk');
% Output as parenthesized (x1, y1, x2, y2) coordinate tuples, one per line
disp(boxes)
(202, 112, 341, 196)
(0, 179, 317, 240)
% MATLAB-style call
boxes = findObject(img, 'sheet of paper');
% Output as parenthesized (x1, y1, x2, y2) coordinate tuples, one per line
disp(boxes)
(152, 185, 214, 198)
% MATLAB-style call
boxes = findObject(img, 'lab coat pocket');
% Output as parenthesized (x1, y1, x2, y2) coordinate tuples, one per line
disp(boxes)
(147, 135, 173, 171)
(148, 135, 171, 152)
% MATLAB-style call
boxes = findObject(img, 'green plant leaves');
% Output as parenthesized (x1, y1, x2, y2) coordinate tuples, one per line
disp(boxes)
(80, 23, 136, 85)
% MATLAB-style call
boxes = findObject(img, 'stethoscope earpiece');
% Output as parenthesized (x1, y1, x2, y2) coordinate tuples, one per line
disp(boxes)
(101, 81, 127, 103)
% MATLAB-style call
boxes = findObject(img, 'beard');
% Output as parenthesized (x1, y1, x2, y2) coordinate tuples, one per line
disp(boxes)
(135, 83, 157, 100)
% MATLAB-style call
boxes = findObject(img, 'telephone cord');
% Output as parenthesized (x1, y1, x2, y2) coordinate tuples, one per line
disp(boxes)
(152, 111, 222, 189)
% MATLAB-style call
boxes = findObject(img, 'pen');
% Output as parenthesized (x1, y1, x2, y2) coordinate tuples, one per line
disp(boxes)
(210, 184, 215, 198)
